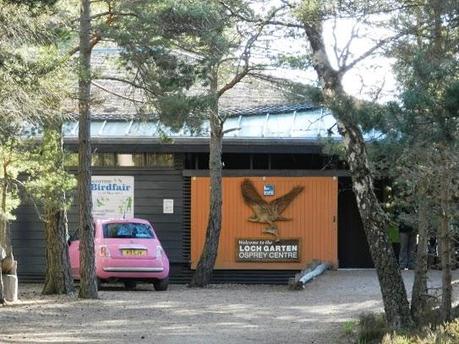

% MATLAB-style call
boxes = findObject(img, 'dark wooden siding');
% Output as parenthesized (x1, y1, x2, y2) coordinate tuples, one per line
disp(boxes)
(11, 168, 373, 284)
(11, 202, 46, 280)
(337, 177, 373, 268)
(11, 167, 186, 280)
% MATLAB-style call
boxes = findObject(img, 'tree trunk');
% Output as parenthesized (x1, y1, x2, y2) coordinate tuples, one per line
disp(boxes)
(78, 0, 97, 299)
(340, 121, 412, 329)
(411, 189, 429, 323)
(0, 265, 3, 304)
(0, 160, 12, 256)
(439, 156, 451, 321)
(302, 21, 413, 329)
(41, 126, 75, 295)
(42, 208, 74, 295)
(0, 158, 11, 304)
(190, 74, 222, 287)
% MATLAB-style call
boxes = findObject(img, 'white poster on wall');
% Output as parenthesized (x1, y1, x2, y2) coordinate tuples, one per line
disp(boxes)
(163, 199, 174, 214)
(91, 176, 134, 219)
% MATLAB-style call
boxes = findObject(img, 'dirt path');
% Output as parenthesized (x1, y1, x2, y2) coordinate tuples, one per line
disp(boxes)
(1, 270, 458, 344)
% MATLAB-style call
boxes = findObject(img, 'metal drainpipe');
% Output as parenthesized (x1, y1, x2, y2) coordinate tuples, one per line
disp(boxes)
(98, 120, 107, 136)
(125, 119, 134, 135)
(290, 111, 297, 137)
(262, 113, 270, 137)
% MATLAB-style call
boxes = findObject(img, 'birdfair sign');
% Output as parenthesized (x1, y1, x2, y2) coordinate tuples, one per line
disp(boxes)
(236, 239, 301, 262)
(91, 176, 134, 219)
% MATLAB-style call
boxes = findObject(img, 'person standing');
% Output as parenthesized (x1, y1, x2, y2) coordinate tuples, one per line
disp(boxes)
(399, 222, 417, 270)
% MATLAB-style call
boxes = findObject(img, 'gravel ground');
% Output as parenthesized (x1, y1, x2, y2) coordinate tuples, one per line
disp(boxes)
(1, 270, 459, 344)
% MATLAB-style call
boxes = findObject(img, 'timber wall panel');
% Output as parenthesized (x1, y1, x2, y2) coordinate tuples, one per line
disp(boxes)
(191, 176, 338, 270)
(11, 168, 186, 279)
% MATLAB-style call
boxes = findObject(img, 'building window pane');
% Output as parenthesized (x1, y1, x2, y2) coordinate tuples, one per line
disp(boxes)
(116, 154, 144, 167)
(145, 153, 174, 167)
(252, 154, 270, 169)
(64, 153, 79, 167)
(222, 154, 250, 169)
(67, 153, 174, 168)
(92, 153, 116, 167)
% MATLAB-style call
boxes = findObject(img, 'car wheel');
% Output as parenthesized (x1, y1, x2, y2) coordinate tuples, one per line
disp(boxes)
(96, 278, 102, 290)
(153, 277, 169, 291)
(124, 280, 137, 290)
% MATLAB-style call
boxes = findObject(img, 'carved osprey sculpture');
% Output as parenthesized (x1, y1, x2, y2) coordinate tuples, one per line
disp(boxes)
(241, 179, 304, 240)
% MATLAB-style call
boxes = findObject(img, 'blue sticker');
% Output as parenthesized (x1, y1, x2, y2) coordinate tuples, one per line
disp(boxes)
(264, 184, 275, 196)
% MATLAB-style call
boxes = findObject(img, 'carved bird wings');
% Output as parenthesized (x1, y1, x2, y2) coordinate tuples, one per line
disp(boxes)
(241, 179, 304, 223)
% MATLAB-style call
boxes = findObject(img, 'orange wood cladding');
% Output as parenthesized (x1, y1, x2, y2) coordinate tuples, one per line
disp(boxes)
(191, 177, 338, 270)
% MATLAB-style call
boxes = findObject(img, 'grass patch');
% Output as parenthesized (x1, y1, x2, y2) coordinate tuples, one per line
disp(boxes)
(382, 319, 459, 344)
(343, 320, 358, 336)
(353, 313, 459, 344)
(358, 313, 390, 343)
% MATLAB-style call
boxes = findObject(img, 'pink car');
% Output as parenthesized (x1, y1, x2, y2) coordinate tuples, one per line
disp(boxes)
(69, 218, 169, 291)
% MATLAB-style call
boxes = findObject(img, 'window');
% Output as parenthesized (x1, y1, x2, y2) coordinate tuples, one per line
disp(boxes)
(222, 154, 250, 169)
(92, 153, 116, 167)
(252, 154, 270, 169)
(116, 154, 144, 167)
(103, 223, 155, 239)
(145, 153, 174, 167)
(64, 153, 79, 167)
(65, 153, 174, 168)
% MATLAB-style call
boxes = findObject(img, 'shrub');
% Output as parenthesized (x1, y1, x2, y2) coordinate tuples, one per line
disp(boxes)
(358, 313, 390, 343)
(357, 316, 459, 344)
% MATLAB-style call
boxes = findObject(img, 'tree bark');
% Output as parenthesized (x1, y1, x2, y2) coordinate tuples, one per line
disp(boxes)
(190, 73, 222, 287)
(0, 265, 3, 304)
(78, 0, 97, 299)
(301, 20, 413, 329)
(431, 0, 452, 323)
(41, 126, 75, 295)
(0, 245, 4, 304)
(42, 208, 74, 295)
(0, 155, 11, 304)
(439, 155, 452, 321)
(411, 188, 429, 323)
(0, 158, 12, 256)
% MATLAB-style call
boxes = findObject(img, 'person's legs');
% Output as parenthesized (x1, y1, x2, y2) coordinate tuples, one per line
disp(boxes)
(407, 232, 417, 269)
(399, 232, 409, 269)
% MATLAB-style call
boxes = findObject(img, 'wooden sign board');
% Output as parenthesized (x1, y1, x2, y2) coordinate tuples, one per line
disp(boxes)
(236, 239, 301, 263)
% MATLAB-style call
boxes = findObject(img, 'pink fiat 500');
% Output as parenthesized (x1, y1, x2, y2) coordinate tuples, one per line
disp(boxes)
(69, 218, 169, 291)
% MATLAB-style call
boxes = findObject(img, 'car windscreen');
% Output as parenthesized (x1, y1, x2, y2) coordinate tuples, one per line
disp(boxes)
(103, 223, 155, 239)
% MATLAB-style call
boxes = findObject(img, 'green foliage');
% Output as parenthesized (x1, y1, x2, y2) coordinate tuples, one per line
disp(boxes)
(0, 140, 31, 222)
(357, 313, 459, 343)
(0, 0, 73, 132)
(276, 54, 312, 71)
(5, 0, 58, 7)
(389, 2, 459, 145)
(358, 313, 390, 343)
(25, 129, 76, 214)
(381, 319, 459, 344)
(156, 93, 212, 133)
(280, 80, 324, 105)
(343, 320, 358, 336)
(107, 0, 259, 131)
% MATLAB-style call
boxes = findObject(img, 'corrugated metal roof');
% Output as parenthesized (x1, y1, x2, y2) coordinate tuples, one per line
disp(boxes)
(63, 104, 341, 140)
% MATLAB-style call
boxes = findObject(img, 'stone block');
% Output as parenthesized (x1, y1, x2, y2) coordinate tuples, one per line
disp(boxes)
(1, 274, 18, 302)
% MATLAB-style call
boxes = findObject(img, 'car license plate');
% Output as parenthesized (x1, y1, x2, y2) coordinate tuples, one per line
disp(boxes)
(121, 249, 147, 256)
